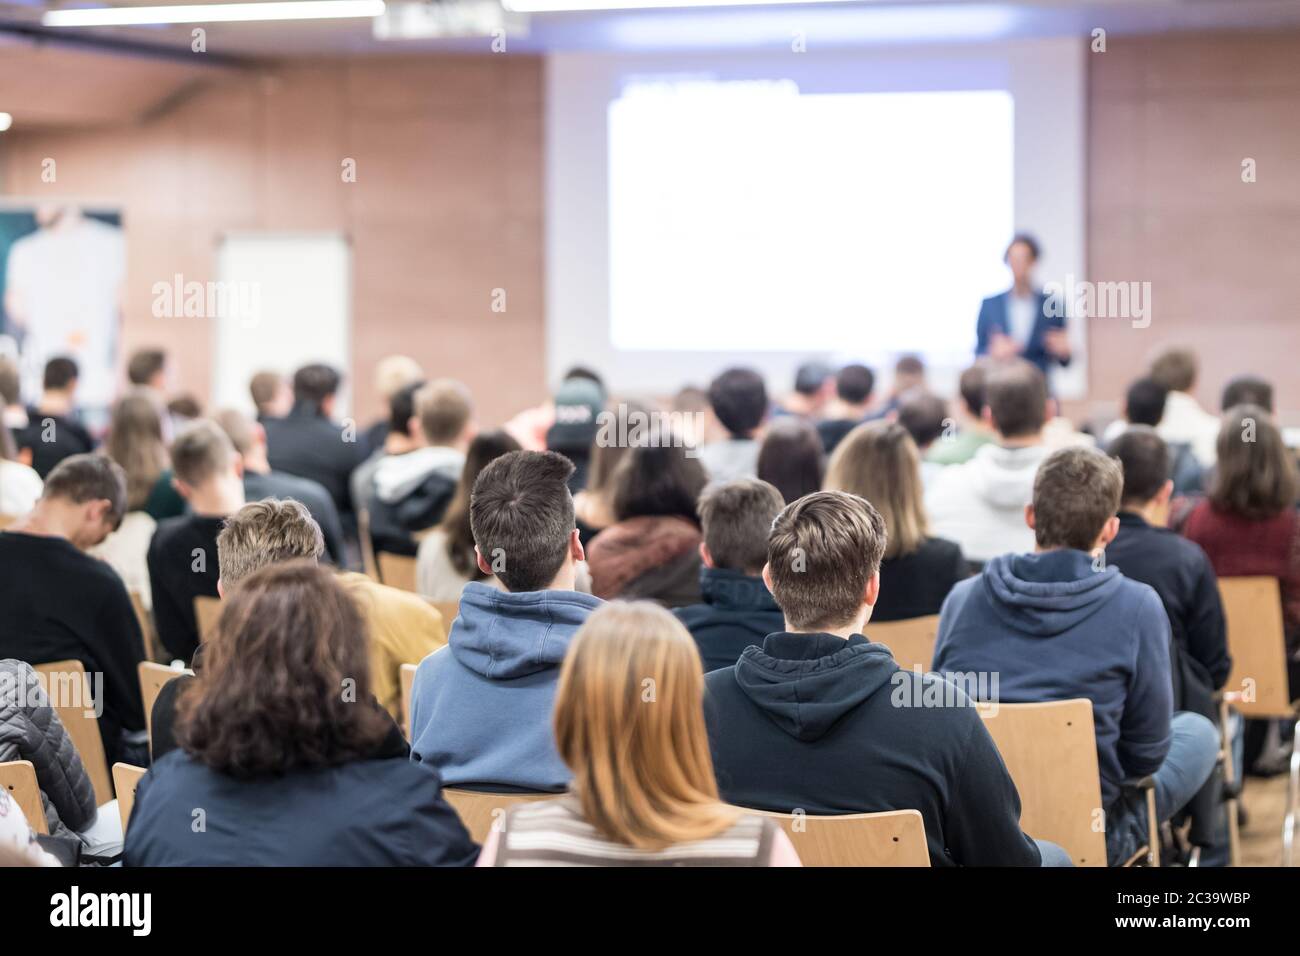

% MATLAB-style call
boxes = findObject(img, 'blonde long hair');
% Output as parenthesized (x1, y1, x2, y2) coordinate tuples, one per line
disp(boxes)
(104, 390, 169, 512)
(553, 601, 737, 850)
(825, 420, 928, 559)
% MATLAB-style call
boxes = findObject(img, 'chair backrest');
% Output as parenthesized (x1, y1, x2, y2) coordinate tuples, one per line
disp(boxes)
(377, 552, 418, 594)
(0, 760, 48, 835)
(746, 807, 930, 866)
(193, 595, 222, 646)
(431, 601, 460, 629)
(441, 788, 553, 843)
(138, 661, 190, 750)
(868, 615, 940, 674)
(129, 590, 161, 663)
(358, 508, 380, 581)
(977, 698, 1105, 866)
(112, 763, 147, 836)
(31, 660, 113, 805)
(1218, 576, 1295, 718)
(400, 663, 418, 740)
(0, 513, 17, 530)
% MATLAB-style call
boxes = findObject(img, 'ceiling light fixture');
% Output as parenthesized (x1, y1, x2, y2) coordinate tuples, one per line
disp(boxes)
(43, 1, 386, 27)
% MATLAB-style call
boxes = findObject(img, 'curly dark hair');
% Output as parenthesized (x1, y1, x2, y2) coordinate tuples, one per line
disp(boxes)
(176, 561, 390, 777)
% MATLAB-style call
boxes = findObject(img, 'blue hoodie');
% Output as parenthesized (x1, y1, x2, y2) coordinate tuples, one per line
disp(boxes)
(932, 550, 1173, 809)
(409, 581, 602, 791)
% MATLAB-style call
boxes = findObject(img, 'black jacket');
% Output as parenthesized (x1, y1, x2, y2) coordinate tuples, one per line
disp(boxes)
(124, 749, 477, 866)
(875, 536, 967, 622)
(262, 401, 365, 518)
(365, 473, 457, 557)
(14, 409, 94, 479)
(674, 567, 784, 672)
(704, 632, 1042, 866)
(147, 514, 224, 664)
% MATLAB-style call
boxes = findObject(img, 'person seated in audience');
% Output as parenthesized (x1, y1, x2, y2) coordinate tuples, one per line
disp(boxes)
(478, 601, 801, 867)
(368, 378, 474, 556)
(572, 399, 648, 544)
(870, 354, 927, 420)
(698, 367, 767, 482)
(546, 371, 605, 492)
(704, 490, 1057, 866)
(151, 499, 445, 746)
(0, 454, 145, 766)
(0, 355, 28, 433)
(670, 384, 709, 449)
(262, 363, 365, 521)
(773, 361, 834, 421)
(816, 363, 874, 454)
(586, 442, 706, 607)
(756, 417, 824, 504)
(1105, 427, 1231, 863)
(1107, 377, 1204, 495)
(826, 421, 966, 621)
(358, 354, 424, 459)
(933, 446, 1220, 865)
(214, 407, 345, 565)
(673, 479, 785, 672)
(927, 362, 993, 465)
(351, 379, 422, 531)
(1148, 348, 1219, 468)
(125, 348, 177, 440)
(248, 369, 293, 420)
(0, 410, 41, 517)
(417, 429, 521, 603)
(896, 391, 949, 490)
(1172, 405, 1300, 772)
(925, 360, 1052, 563)
(0, 659, 98, 847)
(409, 450, 600, 792)
(14, 357, 94, 480)
(1221, 374, 1273, 414)
(125, 562, 476, 867)
(166, 394, 203, 430)
(147, 421, 245, 663)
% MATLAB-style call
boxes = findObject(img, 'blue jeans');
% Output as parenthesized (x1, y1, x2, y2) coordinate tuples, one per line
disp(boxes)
(1035, 838, 1074, 867)
(1106, 711, 1220, 865)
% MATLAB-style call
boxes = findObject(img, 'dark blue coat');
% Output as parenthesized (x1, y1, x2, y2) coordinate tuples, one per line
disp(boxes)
(674, 567, 784, 673)
(976, 289, 1069, 377)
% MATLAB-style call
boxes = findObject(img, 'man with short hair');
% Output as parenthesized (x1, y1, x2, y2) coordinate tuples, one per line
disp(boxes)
(928, 362, 994, 465)
(126, 348, 167, 390)
(674, 479, 786, 671)
(704, 490, 1054, 866)
(1148, 348, 1219, 467)
(775, 361, 834, 420)
(14, 356, 94, 479)
(924, 360, 1052, 562)
(147, 421, 246, 662)
(1221, 375, 1273, 415)
(262, 363, 365, 520)
(897, 391, 949, 490)
(214, 407, 345, 566)
(816, 363, 874, 454)
(367, 378, 475, 555)
(1106, 377, 1203, 495)
(249, 370, 292, 420)
(699, 367, 768, 482)
(933, 445, 1219, 865)
(409, 450, 601, 791)
(0, 454, 145, 765)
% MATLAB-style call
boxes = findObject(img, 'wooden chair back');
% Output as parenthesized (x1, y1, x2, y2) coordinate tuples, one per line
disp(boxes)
(112, 763, 147, 836)
(193, 595, 222, 646)
(129, 590, 162, 663)
(377, 552, 418, 594)
(441, 788, 553, 843)
(747, 808, 930, 867)
(0, 760, 48, 834)
(31, 660, 113, 805)
(400, 663, 418, 740)
(138, 661, 190, 749)
(358, 508, 380, 581)
(868, 615, 940, 674)
(977, 698, 1106, 866)
(1218, 576, 1297, 718)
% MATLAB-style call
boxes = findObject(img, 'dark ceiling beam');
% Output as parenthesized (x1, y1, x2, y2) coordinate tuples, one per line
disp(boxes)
(0, 18, 263, 69)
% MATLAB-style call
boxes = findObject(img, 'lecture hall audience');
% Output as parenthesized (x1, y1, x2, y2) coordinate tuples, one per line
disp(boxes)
(698, 367, 767, 482)
(14, 357, 94, 480)
(755, 416, 825, 504)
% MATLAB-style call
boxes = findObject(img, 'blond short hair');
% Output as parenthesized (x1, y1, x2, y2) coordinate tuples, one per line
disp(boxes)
(216, 499, 324, 587)
(374, 355, 425, 400)
(766, 490, 887, 631)
(416, 379, 473, 446)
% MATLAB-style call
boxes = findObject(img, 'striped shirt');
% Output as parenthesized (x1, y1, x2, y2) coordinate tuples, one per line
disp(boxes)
(491, 795, 778, 867)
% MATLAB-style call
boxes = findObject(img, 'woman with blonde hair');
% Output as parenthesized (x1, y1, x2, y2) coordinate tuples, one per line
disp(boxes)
(477, 601, 800, 866)
(825, 420, 967, 621)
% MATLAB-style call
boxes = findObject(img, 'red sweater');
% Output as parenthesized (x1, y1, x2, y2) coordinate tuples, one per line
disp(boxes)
(1174, 498, 1300, 645)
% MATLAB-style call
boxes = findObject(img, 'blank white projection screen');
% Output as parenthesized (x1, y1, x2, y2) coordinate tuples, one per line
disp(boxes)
(607, 83, 1013, 358)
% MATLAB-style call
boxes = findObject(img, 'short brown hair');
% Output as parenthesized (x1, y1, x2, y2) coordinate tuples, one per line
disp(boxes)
(470, 450, 575, 592)
(0, 356, 20, 406)
(1210, 405, 1297, 519)
(1149, 348, 1198, 393)
(766, 490, 887, 631)
(43, 453, 127, 526)
(213, 407, 256, 456)
(176, 561, 390, 777)
(697, 479, 785, 575)
(985, 360, 1047, 438)
(416, 379, 473, 446)
(170, 420, 235, 487)
(126, 348, 166, 386)
(1107, 426, 1169, 507)
(1031, 446, 1122, 551)
(217, 499, 324, 587)
(249, 371, 283, 412)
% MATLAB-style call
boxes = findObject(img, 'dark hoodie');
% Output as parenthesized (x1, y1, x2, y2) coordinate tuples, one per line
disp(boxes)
(674, 567, 784, 672)
(932, 550, 1173, 811)
(703, 632, 1042, 867)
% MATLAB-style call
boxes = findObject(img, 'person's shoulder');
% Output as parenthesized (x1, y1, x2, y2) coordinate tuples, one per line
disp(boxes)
(920, 535, 964, 562)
